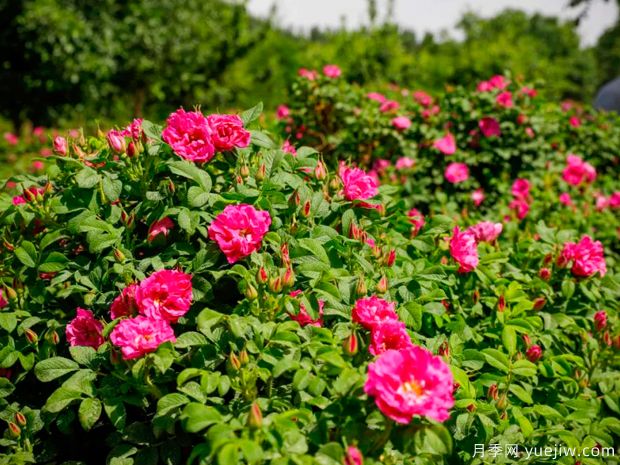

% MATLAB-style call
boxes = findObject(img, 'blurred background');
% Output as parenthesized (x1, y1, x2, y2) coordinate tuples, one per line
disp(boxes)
(0, 0, 619, 131)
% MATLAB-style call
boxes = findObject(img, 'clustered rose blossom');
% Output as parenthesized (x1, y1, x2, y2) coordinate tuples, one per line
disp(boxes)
(479, 117, 501, 138)
(369, 319, 413, 355)
(408, 208, 425, 235)
(148, 217, 174, 242)
(496, 91, 513, 108)
(367, 92, 386, 103)
(281, 140, 296, 155)
(339, 163, 379, 201)
(509, 178, 532, 220)
(12, 186, 46, 206)
(208, 204, 271, 264)
(449, 227, 479, 272)
(562, 154, 596, 186)
(526, 344, 543, 362)
(569, 116, 581, 128)
(444, 162, 469, 184)
(110, 317, 177, 360)
(379, 100, 400, 113)
(594, 310, 607, 332)
(364, 346, 455, 423)
(3, 132, 18, 145)
(560, 235, 607, 277)
(110, 284, 138, 320)
(395, 157, 415, 170)
(391, 116, 411, 130)
(472, 188, 485, 206)
(276, 105, 290, 120)
(162, 108, 250, 163)
(559, 192, 573, 207)
(352, 296, 398, 329)
(467, 221, 503, 243)
(53, 136, 68, 155)
(0, 289, 7, 308)
(135, 270, 193, 323)
(65, 308, 104, 349)
(511, 178, 531, 199)
(477, 75, 509, 92)
(288, 290, 324, 327)
(434, 132, 456, 155)
(323, 64, 341, 78)
(298, 67, 318, 80)
(413, 90, 433, 107)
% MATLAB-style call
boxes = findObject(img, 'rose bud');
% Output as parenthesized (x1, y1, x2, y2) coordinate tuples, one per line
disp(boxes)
(256, 164, 266, 181)
(344, 333, 358, 356)
(497, 393, 508, 409)
(257, 267, 268, 285)
(240, 165, 250, 178)
(594, 310, 607, 332)
(282, 268, 295, 289)
(229, 352, 241, 371)
(107, 130, 126, 154)
(239, 349, 249, 365)
(268, 276, 282, 293)
(526, 344, 543, 362)
(8, 422, 21, 438)
(46, 330, 60, 345)
(14, 412, 27, 427)
(126, 141, 137, 158)
(438, 341, 450, 358)
(355, 276, 367, 296)
(539, 268, 551, 281)
(114, 249, 126, 263)
(289, 190, 300, 206)
(487, 384, 499, 400)
(533, 297, 546, 310)
(247, 402, 263, 429)
(466, 403, 476, 412)
(472, 289, 480, 304)
(53, 136, 68, 156)
(376, 275, 388, 293)
(603, 331, 612, 347)
(344, 446, 363, 465)
(498, 295, 506, 312)
(385, 249, 396, 267)
(522, 333, 531, 347)
(244, 284, 258, 301)
(25, 328, 38, 344)
(302, 200, 311, 217)
(314, 160, 327, 180)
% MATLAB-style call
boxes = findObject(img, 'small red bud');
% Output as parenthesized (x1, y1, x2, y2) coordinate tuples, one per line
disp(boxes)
(355, 276, 367, 296)
(8, 422, 21, 437)
(526, 344, 543, 362)
(533, 297, 546, 310)
(268, 276, 282, 293)
(282, 267, 295, 289)
(539, 268, 551, 280)
(126, 141, 136, 158)
(314, 160, 327, 180)
(25, 328, 38, 344)
(472, 289, 480, 304)
(522, 333, 531, 347)
(248, 402, 263, 428)
(376, 275, 388, 293)
(466, 403, 476, 412)
(344, 333, 358, 356)
(487, 384, 499, 400)
(244, 284, 258, 300)
(15, 412, 27, 426)
(385, 249, 396, 267)
(603, 331, 612, 347)
(498, 295, 506, 312)
(229, 352, 241, 371)
(438, 341, 450, 358)
(257, 267, 268, 285)
(302, 200, 311, 217)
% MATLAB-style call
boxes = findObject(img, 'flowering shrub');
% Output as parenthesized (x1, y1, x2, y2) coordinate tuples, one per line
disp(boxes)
(0, 91, 618, 465)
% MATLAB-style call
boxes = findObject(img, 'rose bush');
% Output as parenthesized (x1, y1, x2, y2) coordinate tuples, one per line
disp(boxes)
(0, 85, 618, 465)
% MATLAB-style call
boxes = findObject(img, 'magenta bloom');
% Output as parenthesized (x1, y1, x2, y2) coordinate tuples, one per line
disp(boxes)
(65, 308, 104, 349)
(282, 140, 297, 155)
(0, 290, 7, 308)
(110, 316, 176, 360)
(594, 310, 607, 331)
(206, 114, 250, 152)
(559, 192, 573, 206)
(496, 91, 513, 108)
(110, 284, 139, 320)
(288, 290, 324, 327)
(413, 90, 433, 107)
(208, 204, 271, 264)
(148, 217, 174, 242)
(526, 345, 543, 362)
(521, 87, 538, 98)
(408, 208, 425, 235)
(445, 163, 469, 184)
(562, 154, 596, 186)
(380, 100, 400, 113)
(3, 132, 18, 145)
(135, 269, 193, 323)
(434, 132, 456, 155)
(509, 198, 530, 220)
(472, 189, 485, 206)
(367, 92, 386, 103)
(369, 320, 413, 356)
(449, 227, 479, 273)
(344, 446, 363, 465)
(322, 64, 341, 78)
(121, 118, 144, 141)
(298, 68, 318, 80)
(276, 105, 290, 120)
(107, 130, 126, 153)
(364, 346, 455, 424)
(511, 178, 531, 199)
(53, 136, 68, 156)
(479, 117, 501, 137)
(162, 109, 215, 163)
(12, 196, 26, 206)
(395, 157, 415, 170)
(352, 296, 399, 329)
(569, 116, 581, 128)
(561, 235, 606, 277)
(391, 116, 411, 130)
(609, 192, 620, 208)
(339, 164, 379, 201)
(468, 221, 502, 243)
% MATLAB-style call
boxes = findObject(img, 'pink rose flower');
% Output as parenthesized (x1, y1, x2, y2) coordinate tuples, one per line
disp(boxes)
(468, 221, 502, 243)
(509, 198, 530, 220)
(162, 108, 215, 163)
(121, 118, 144, 141)
(344, 446, 363, 465)
(206, 114, 250, 152)
(208, 204, 271, 264)
(110, 284, 139, 320)
(65, 308, 104, 349)
(323, 64, 341, 78)
(276, 105, 290, 120)
(488, 75, 509, 89)
(380, 100, 400, 113)
(31, 161, 44, 171)
(445, 163, 469, 184)
(3, 133, 18, 146)
(148, 217, 174, 242)
(391, 116, 411, 130)
(562, 154, 596, 186)
(0, 290, 6, 308)
(526, 345, 543, 362)
(521, 87, 537, 97)
(595, 194, 609, 211)
(367, 92, 386, 103)
(110, 316, 176, 360)
(282, 140, 297, 155)
(479, 117, 501, 138)
(472, 189, 485, 206)
(107, 130, 126, 154)
(369, 320, 413, 356)
(422, 105, 440, 119)
(449, 227, 479, 273)
(53, 136, 68, 156)
(408, 208, 425, 235)
(298, 68, 318, 80)
(395, 157, 415, 170)
(288, 290, 324, 327)
(511, 178, 531, 199)
(496, 91, 513, 108)
(609, 192, 620, 208)
(364, 346, 455, 423)
(561, 235, 606, 277)
(594, 310, 607, 331)
(135, 269, 193, 323)
(413, 90, 433, 107)
(372, 159, 391, 174)
(434, 132, 456, 155)
(569, 116, 581, 128)
(559, 192, 573, 206)
(12, 196, 26, 206)
(339, 163, 379, 201)
(352, 296, 398, 329)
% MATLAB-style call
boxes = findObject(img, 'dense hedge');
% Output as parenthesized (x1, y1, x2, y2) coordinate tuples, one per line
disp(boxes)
(0, 74, 619, 465)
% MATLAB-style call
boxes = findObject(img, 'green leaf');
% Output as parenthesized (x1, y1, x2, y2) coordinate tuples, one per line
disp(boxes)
(240, 102, 263, 125)
(249, 130, 275, 148)
(79, 397, 102, 431)
(75, 167, 101, 188)
(167, 160, 212, 192)
(102, 177, 123, 202)
(298, 238, 330, 264)
(174, 331, 208, 348)
(187, 186, 209, 207)
(181, 403, 223, 433)
(38, 252, 69, 273)
(69, 346, 97, 366)
(44, 387, 82, 413)
(509, 384, 533, 404)
(157, 393, 190, 417)
(502, 326, 517, 355)
(142, 120, 163, 141)
(0, 377, 15, 397)
(511, 406, 533, 437)
(512, 359, 537, 377)
(217, 443, 239, 465)
(15, 241, 37, 267)
(482, 349, 510, 373)
(35, 357, 79, 382)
